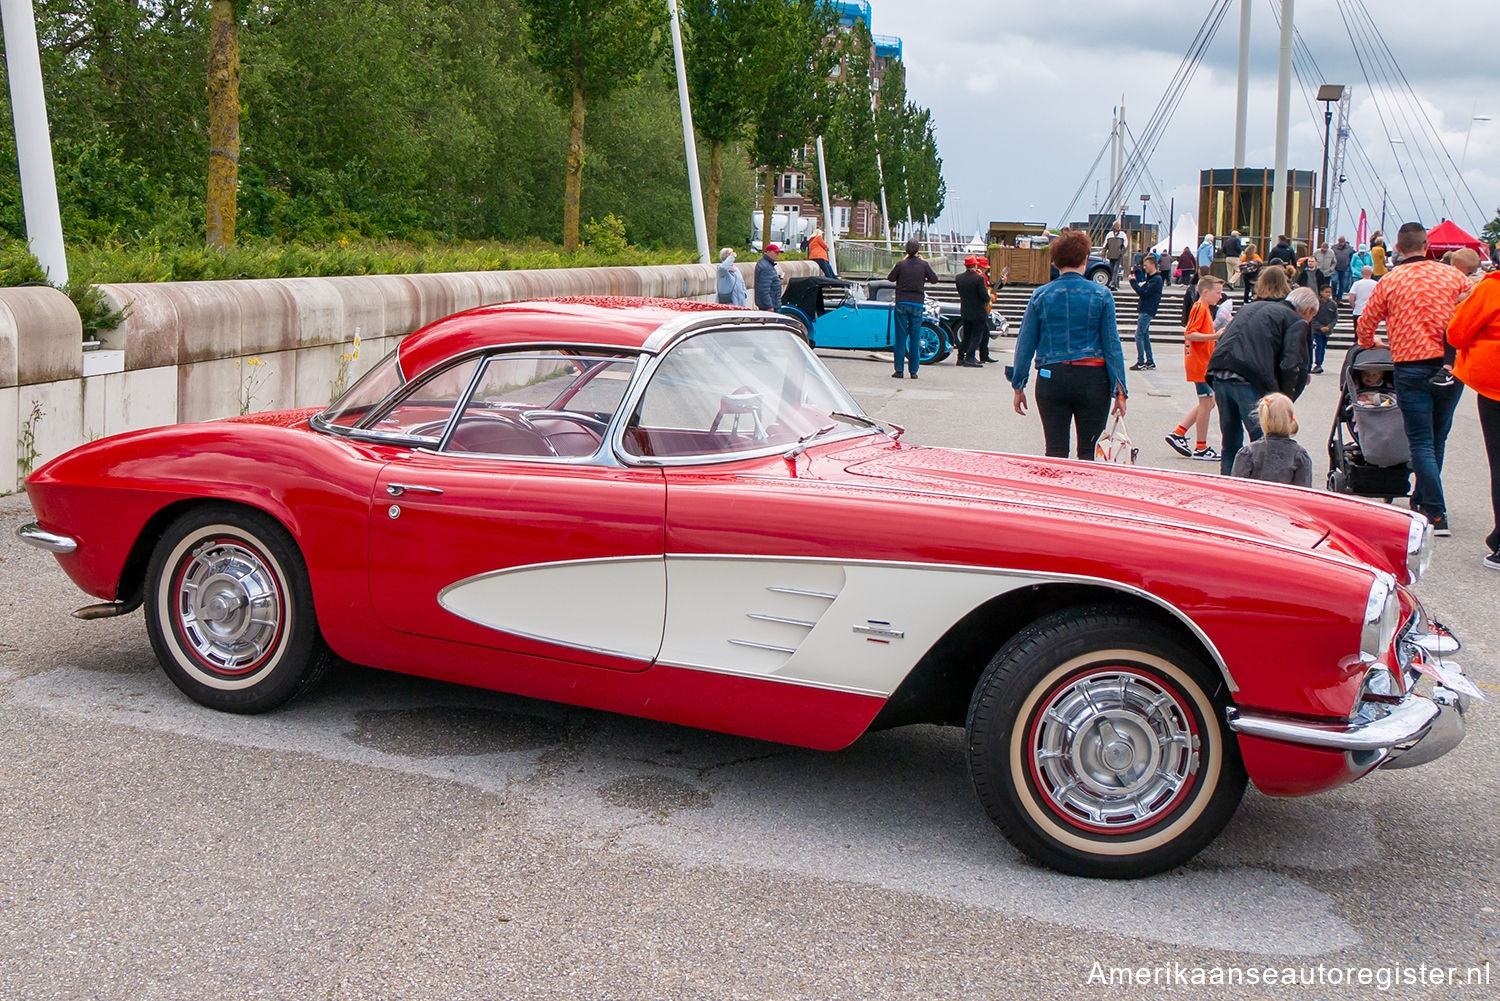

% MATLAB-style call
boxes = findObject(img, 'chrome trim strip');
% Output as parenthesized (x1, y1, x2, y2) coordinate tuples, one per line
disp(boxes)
(666, 552, 1240, 692)
(746, 613, 818, 629)
(655, 658, 888, 698)
(727, 638, 797, 654)
(766, 585, 838, 600)
(15, 523, 78, 555)
(1228, 695, 1441, 752)
(854, 623, 906, 639)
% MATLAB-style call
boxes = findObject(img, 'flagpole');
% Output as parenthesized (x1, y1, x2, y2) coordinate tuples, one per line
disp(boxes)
(667, 0, 710, 264)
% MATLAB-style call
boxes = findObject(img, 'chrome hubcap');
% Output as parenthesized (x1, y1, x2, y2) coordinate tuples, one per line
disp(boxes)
(1033, 671, 1199, 830)
(176, 540, 283, 673)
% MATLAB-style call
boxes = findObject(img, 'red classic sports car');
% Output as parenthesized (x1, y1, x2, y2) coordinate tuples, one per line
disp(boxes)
(18, 297, 1476, 878)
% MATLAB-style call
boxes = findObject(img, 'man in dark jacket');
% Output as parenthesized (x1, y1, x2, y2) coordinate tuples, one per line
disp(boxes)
(754, 244, 783, 311)
(1268, 234, 1296, 265)
(1128, 254, 1163, 370)
(1205, 284, 1318, 474)
(886, 238, 939, 378)
(1332, 235, 1355, 299)
(954, 256, 989, 367)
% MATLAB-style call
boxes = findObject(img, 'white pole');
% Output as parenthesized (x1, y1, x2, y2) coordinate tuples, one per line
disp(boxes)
(1270, 0, 1294, 246)
(666, 0, 710, 264)
(815, 135, 838, 274)
(1109, 112, 1119, 210)
(1235, 0, 1251, 168)
(2, 0, 68, 284)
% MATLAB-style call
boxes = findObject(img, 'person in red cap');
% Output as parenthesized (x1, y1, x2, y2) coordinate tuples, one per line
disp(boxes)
(955, 257, 988, 366)
(754, 243, 783, 311)
(974, 256, 1008, 363)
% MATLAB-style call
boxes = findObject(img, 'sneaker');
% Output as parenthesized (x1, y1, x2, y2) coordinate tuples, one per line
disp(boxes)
(1310, 365, 1323, 374)
(1143, 362, 1156, 371)
(1429, 513, 1451, 537)
(891, 371, 904, 379)
(1429, 370, 1457, 387)
(1164, 432, 1192, 457)
(1483, 551, 1500, 571)
(909, 372, 919, 380)
(1129, 362, 1145, 371)
(1191, 445, 1221, 461)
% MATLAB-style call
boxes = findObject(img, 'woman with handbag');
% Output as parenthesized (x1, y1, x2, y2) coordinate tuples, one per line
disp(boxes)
(1011, 229, 1129, 460)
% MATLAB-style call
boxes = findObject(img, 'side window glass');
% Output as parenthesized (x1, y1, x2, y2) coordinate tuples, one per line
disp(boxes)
(445, 352, 635, 458)
(369, 357, 481, 442)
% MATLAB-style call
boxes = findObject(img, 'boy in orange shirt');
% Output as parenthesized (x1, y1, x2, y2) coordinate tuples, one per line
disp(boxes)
(1165, 277, 1224, 461)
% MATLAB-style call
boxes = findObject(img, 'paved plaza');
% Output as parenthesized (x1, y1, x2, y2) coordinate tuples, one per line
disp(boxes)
(1, 338, 1496, 1000)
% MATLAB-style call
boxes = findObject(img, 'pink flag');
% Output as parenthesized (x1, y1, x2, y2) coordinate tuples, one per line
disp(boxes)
(1356, 210, 1368, 247)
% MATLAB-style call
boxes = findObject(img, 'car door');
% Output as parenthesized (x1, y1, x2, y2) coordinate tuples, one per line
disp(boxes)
(366, 350, 666, 672)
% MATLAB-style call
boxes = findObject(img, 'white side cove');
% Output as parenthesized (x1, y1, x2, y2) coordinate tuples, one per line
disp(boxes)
(438, 556, 1044, 697)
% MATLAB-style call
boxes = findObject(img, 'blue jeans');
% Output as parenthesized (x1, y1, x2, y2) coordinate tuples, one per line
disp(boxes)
(1213, 377, 1264, 475)
(1312, 332, 1329, 367)
(815, 258, 836, 279)
(1392, 361, 1464, 521)
(1335, 269, 1352, 298)
(892, 302, 925, 375)
(1134, 312, 1155, 365)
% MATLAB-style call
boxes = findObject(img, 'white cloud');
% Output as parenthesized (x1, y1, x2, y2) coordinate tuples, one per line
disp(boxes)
(876, 0, 1499, 240)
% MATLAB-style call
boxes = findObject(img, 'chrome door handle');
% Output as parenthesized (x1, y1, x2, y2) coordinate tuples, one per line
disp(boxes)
(386, 483, 444, 497)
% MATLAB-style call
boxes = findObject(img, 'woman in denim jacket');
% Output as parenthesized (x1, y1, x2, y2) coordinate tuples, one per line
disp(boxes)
(1011, 230, 1129, 459)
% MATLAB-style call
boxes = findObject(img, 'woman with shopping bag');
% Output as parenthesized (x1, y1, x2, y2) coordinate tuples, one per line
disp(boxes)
(1011, 229, 1129, 460)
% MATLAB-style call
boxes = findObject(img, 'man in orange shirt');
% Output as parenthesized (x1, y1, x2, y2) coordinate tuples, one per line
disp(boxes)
(1165, 276, 1223, 461)
(1447, 267, 1500, 567)
(1356, 222, 1471, 535)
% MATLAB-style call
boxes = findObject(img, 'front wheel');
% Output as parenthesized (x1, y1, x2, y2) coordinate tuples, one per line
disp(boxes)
(145, 505, 333, 714)
(919, 322, 949, 364)
(966, 605, 1245, 878)
(1089, 267, 1113, 286)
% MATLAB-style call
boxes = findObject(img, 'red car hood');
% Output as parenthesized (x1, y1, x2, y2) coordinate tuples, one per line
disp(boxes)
(820, 443, 1407, 570)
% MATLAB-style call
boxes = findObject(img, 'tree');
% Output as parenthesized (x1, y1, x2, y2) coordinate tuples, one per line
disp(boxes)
(520, 0, 665, 251)
(744, 0, 836, 248)
(206, 0, 239, 247)
(679, 0, 777, 248)
(816, 21, 879, 229)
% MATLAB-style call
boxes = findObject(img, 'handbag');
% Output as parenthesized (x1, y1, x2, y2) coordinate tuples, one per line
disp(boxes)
(1094, 416, 1138, 465)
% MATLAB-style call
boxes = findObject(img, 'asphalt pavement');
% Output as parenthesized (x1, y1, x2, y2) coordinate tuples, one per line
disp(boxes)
(1, 337, 1496, 1000)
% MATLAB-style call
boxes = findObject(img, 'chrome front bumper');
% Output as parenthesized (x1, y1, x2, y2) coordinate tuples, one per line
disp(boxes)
(1227, 616, 1470, 770)
(15, 522, 77, 555)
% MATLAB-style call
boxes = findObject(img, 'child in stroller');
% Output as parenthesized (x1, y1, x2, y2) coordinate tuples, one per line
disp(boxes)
(1327, 345, 1412, 498)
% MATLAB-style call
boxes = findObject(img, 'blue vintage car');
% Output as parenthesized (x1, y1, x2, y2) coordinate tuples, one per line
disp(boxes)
(778, 276, 951, 365)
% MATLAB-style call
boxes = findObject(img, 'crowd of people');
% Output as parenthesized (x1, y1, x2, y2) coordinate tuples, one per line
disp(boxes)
(1002, 221, 1500, 569)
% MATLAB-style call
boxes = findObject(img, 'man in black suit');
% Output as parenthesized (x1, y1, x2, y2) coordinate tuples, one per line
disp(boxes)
(954, 257, 990, 367)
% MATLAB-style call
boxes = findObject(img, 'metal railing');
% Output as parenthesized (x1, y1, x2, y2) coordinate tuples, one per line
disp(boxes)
(835, 240, 969, 277)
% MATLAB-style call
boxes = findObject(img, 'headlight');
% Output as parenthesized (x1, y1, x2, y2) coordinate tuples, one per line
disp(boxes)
(1361, 574, 1400, 658)
(1406, 514, 1433, 584)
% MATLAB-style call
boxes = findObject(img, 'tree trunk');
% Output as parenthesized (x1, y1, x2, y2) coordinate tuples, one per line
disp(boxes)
(705, 140, 723, 250)
(563, 71, 587, 253)
(761, 168, 776, 249)
(206, 0, 240, 248)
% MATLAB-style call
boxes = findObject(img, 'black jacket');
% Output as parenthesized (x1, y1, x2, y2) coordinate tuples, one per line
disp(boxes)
(1129, 267, 1163, 315)
(886, 256, 938, 303)
(1314, 299, 1338, 335)
(1268, 241, 1296, 265)
(954, 269, 989, 321)
(1205, 297, 1309, 398)
(1221, 234, 1242, 257)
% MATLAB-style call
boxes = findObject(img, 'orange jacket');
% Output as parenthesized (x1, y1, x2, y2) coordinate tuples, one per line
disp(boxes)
(809, 234, 829, 261)
(1449, 269, 1500, 401)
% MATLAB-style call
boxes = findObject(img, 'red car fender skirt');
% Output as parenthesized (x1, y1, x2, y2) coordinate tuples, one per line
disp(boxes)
(1235, 732, 1376, 797)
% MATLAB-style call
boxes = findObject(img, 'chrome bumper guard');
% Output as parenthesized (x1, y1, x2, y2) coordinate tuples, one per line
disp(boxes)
(1227, 615, 1469, 770)
(15, 522, 78, 555)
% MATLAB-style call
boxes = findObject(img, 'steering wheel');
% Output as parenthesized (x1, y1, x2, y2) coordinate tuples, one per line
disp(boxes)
(447, 410, 558, 456)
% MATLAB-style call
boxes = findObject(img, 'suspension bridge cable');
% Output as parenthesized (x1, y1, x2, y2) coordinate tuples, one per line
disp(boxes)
(1055, 132, 1116, 232)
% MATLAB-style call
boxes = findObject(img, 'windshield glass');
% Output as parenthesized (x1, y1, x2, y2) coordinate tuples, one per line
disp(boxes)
(623, 326, 867, 459)
(321, 351, 402, 428)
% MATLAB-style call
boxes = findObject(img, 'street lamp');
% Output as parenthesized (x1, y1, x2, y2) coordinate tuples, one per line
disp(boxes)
(1316, 84, 1344, 246)
(1140, 193, 1150, 256)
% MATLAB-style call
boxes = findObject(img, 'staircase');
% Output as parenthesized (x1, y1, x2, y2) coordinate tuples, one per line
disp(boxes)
(924, 279, 1360, 349)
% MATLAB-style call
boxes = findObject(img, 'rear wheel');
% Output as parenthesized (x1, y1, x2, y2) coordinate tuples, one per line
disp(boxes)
(966, 605, 1245, 878)
(1089, 267, 1113, 286)
(145, 505, 332, 714)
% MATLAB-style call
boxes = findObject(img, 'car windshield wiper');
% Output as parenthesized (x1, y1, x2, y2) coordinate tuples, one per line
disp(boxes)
(829, 411, 904, 439)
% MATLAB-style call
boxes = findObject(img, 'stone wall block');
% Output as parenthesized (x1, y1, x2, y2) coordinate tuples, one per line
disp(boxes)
(2, 286, 82, 385)
(295, 342, 343, 410)
(0, 296, 17, 389)
(178, 356, 247, 424)
(108, 367, 178, 436)
(278, 278, 346, 349)
(96, 284, 181, 371)
(171, 281, 244, 365)
(232, 281, 299, 356)
(398, 273, 482, 330)
(1, 386, 18, 493)
(25, 378, 84, 473)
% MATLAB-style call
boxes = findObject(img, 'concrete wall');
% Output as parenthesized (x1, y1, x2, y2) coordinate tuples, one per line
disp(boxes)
(2, 260, 816, 494)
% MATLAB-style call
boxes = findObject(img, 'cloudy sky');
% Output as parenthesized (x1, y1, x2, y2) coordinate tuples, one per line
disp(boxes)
(880, 0, 1499, 247)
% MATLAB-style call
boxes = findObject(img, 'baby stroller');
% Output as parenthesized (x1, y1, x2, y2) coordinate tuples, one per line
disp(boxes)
(1326, 345, 1412, 499)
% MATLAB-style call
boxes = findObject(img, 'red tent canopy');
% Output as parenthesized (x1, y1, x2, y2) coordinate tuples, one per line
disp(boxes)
(1426, 219, 1481, 257)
